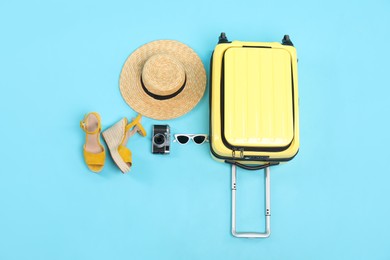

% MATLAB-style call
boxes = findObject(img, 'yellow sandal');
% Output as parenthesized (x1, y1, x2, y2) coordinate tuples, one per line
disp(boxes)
(103, 114, 146, 173)
(80, 112, 106, 172)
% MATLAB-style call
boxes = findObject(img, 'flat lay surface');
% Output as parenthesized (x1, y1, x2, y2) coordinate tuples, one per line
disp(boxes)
(1, 0, 389, 259)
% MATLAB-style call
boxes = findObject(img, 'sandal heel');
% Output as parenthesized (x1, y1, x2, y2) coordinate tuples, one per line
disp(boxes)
(102, 119, 131, 173)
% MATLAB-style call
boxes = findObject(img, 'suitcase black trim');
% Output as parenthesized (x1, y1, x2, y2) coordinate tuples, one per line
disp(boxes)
(209, 50, 299, 163)
(210, 141, 298, 162)
(242, 45, 272, 49)
(220, 47, 296, 153)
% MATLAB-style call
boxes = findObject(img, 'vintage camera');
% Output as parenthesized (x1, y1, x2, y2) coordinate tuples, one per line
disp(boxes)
(152, 125, 170, 154)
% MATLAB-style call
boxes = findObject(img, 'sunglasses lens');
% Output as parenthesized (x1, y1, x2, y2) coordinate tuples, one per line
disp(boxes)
(193, 135, 206, 144)
(177, 135, 189, 144)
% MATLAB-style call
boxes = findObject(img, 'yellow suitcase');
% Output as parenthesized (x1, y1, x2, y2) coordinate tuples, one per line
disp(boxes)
(210, 33, 300, 238)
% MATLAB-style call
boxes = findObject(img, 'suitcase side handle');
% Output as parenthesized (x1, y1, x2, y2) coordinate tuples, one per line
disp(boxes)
(225, 160, 279, 171)
(231, 164, 271, 238)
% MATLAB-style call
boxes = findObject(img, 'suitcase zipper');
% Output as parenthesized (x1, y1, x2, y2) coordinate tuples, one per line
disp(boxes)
(232, 148, 244, 159)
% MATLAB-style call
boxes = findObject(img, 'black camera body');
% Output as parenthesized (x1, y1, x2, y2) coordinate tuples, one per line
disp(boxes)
(152, 125, 170, 154)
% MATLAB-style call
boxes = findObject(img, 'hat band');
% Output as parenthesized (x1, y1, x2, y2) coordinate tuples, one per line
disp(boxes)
(140, 76, 186, 100)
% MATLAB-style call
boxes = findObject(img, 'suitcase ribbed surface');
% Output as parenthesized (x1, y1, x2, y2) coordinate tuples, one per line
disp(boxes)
(224, 47, 294, 148)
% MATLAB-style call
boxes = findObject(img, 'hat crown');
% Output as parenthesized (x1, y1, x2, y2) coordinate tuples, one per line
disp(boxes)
(141, 54, 186, 96)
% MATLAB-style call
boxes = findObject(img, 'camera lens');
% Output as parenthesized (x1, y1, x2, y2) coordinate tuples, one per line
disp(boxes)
(153, 133, 166, 148)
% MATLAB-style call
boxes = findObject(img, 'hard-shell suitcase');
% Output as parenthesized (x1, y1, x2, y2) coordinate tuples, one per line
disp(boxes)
(210, 33, 300, 238)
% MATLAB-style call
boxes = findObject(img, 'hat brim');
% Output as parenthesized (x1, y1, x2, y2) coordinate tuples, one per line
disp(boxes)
(119, 40, 206, 120)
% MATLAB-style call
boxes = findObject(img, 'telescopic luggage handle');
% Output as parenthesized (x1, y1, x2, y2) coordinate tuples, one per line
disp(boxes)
(230, 164, 272, 238)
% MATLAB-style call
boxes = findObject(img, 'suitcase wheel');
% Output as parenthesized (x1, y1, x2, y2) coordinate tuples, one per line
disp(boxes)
(218, 32, 229, 44)
(282, 35, 294, 46)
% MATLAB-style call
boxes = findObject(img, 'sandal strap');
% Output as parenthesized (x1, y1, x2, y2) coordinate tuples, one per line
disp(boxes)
(84, 150, 105, 166)
(125, 114, 141, 132)
(125, 114, 147, 137)
(136, 123, 147, 137)
(80, 112, 101, 134)
(118, 146, 132, 164)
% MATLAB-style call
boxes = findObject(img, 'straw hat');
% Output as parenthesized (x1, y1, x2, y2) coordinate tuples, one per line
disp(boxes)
(119, 40, 206, 120)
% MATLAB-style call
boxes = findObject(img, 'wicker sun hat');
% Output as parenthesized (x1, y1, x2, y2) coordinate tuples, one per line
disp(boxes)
(119, 40, 206, 120)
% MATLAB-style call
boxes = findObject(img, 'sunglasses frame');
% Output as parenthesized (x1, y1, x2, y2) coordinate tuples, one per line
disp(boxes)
(173, 134, 209, 145)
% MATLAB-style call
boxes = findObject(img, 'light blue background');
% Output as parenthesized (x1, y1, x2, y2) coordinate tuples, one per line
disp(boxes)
(1, 0, 389, 259)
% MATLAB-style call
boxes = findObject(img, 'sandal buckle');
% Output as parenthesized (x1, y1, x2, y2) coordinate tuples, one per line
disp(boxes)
(80, 121, 87, 130)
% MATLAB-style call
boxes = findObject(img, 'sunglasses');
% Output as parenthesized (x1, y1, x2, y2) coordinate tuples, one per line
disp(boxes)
(174, 134, 209, 145)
